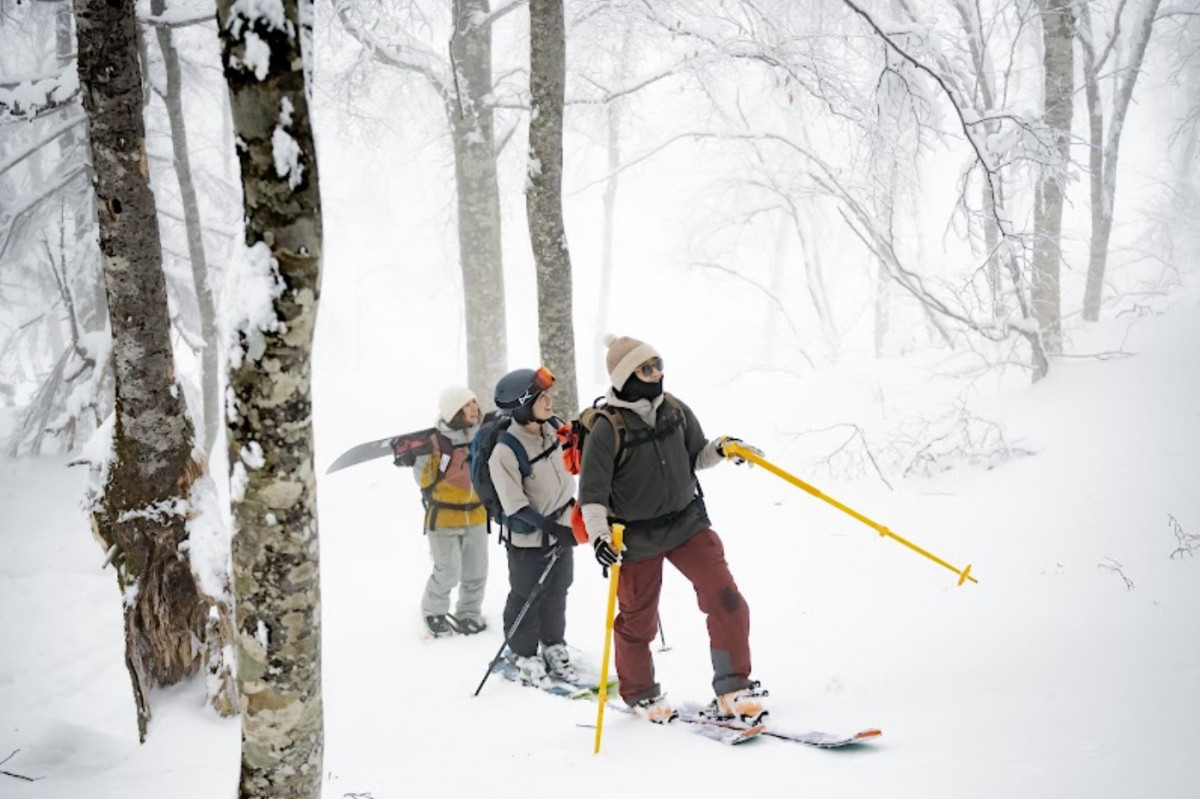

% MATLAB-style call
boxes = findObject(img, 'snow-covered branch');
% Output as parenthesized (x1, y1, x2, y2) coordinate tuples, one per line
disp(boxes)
(333, 0, 449, 94)
(0, 66, 81, 121)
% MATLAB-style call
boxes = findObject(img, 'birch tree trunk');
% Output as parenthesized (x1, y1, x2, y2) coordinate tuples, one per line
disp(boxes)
(527, 0, 579, 415)
(450, 0, 507, 407)
(1031, 0, 1075, 354)
(1080, 0, 1162, 321)
(215, 0, 324, 795)
(152, 0, 220, 456)
(71, 0, 209, 742)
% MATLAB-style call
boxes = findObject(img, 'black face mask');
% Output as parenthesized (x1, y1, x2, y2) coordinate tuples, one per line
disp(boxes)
(617, 375, 664, 402)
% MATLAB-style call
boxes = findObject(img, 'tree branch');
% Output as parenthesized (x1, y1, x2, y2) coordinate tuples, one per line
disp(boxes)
(333, 0, 449, 95)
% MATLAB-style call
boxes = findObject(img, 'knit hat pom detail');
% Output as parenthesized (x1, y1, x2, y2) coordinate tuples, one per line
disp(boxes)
(602, 333, 618, 347)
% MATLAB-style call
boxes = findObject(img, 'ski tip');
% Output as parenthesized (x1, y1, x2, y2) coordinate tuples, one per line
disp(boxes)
(856, 728, 883, 740)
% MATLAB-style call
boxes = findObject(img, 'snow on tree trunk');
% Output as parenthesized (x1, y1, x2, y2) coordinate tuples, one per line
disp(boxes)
(1031, 0, 1075, 354)
(152, 0, 221, 457)
(71, 0, 209, 742)
(215, 0, 324, 796)
(450, 0, 507, 408)
(527, 0, 580, 416)
(1080, 0, 1162, 321)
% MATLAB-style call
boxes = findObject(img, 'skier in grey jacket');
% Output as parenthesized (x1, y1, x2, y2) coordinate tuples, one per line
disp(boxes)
(489, 366, 580, 687)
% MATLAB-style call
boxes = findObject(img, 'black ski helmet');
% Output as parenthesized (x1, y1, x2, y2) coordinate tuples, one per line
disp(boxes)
(494, 367, 555, 411)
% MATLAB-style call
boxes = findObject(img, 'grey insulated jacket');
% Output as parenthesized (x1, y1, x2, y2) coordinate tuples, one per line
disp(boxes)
(488, 419, 576, 549)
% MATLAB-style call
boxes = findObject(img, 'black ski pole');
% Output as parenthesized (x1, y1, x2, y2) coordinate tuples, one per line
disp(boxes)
(473, 546, 563, 697)
(656, 612, 671, 652)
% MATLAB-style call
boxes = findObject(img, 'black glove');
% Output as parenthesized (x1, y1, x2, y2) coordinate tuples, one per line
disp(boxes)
(594, 535, 620, 577)
(546, 522, 578, 548)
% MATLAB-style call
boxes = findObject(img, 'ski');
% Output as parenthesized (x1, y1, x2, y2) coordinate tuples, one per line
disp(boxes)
(591, 702, 764, 745)
(677, 706, 880, 748)
(676, 716, 765, 745)
(761, 726, 881, 748)
(489, 657, 603, 700)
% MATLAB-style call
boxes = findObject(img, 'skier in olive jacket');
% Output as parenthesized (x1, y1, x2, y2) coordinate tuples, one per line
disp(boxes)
(578, 334, 767, 727)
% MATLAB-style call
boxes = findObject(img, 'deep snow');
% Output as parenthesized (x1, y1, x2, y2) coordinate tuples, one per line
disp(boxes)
(2, 276, 1198, 799)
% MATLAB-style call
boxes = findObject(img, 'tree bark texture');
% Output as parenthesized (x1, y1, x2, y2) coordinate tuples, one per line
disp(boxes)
(450, 0, 507, 408)
(152, 0, 220, 457)
(1080, 0, 1162, 321)
(1031, 0, 1075, 354)
(527, 0, 580, 416)
(215, 1, 324, 796)
(71, 0, 208, 742)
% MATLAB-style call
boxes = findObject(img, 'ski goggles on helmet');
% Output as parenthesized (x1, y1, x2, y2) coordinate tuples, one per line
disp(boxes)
(496, 366, 556, 410)
(531, 365, 555, 391)
(636, 357, 664, 377)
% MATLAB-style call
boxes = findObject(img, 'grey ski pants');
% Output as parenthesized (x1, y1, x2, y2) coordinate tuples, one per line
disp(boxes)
(421, 523, 489, 620)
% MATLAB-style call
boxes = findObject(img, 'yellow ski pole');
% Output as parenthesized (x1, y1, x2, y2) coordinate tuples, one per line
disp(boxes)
(724, 442, 977, 586)
(593, 524, 625, 754)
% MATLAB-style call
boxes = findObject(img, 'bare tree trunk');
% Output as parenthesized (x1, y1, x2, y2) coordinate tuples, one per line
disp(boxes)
(152, 0, 220, 456)
(1031, 0, 1075, 354)
(450, 0, 507, 408)
(527, 0, 579, 415)
(71, 0, 208, 742)
(1080, 0, 1162, 321)
(215, 1, 324, 795)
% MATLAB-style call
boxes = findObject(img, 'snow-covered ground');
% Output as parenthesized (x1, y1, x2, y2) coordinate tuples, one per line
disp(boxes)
(2, 273, 1197, 798)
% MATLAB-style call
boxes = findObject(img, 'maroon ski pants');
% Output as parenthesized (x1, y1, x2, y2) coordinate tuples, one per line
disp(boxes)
(614, 527, 752, 705)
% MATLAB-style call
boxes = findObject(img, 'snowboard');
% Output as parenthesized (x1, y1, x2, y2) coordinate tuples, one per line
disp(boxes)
(325, 412, 498, 474)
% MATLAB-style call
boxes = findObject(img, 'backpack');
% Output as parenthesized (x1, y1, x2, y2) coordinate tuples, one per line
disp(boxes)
(469, 415, 560, 537)
(567, 393, 687, 475)
(417, 431, 481, 529)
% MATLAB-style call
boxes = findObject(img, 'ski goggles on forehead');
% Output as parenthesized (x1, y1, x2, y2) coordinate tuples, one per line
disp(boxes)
(532, 366, 555, 391)
(636, 357, 664, 377)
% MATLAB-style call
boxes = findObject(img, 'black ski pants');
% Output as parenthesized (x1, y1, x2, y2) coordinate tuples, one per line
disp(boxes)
(503, 544, 574, 658)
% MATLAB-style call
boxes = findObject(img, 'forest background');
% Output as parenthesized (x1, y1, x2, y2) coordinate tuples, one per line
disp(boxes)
(1, 1, 1198, 797)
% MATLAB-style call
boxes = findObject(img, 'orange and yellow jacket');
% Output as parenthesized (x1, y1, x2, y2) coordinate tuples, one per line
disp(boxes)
(413, 420, 487, 531)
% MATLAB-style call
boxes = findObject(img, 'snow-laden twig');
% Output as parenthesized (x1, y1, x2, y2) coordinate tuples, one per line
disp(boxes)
(1098, 557, 1135, 590)
(1168, 514, 1199, 560)
(0, 749, 37, 781)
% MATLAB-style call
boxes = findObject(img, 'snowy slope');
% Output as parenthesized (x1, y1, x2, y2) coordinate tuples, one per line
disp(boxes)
(2, 280, 1198, 799)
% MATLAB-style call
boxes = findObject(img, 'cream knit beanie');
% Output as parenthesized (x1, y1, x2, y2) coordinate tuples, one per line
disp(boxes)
(438, 385, 477, 424)
(603, 334, 661, 389)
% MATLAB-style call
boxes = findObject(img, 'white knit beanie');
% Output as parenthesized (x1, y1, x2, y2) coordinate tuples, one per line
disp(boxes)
(604, 334, 661, 389)
(438, 385, 477, 424)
